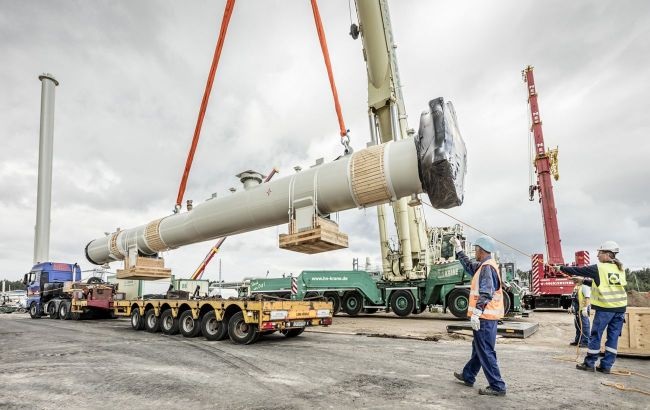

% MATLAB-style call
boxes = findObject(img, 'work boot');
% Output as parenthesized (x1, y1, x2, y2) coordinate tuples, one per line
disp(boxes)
(569, 341, 579, 346)
(478, 386, 506, 396)
(596, 366, 611, 374)
(576, 363, 595, 372)
(453, 372, 473, 387)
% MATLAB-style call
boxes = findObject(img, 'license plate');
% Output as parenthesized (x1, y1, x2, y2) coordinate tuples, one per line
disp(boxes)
(291, 321, 306, 327)
(317, 309, 330, 318)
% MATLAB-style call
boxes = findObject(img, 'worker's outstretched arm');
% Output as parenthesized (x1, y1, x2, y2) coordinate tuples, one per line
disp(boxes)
(559, 265, 599, 286)
(450, 237, 481, 275)
(455, 250, 481, 276)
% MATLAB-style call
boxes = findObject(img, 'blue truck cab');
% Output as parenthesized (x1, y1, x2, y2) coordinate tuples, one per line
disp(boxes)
(24, 262, 81, 318)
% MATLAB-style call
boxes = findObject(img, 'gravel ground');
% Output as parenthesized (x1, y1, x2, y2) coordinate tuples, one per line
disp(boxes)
(0, 312, 647, 409)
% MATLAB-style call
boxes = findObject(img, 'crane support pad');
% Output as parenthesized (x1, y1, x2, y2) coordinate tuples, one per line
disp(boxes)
(446, 321, 539, 339)
(415, 97, 467, 209)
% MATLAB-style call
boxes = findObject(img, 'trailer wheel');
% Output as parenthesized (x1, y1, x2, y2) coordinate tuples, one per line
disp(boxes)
(58, 301, 71, 320)
(29, 302, 41, 319)
(130, 308, 145, 330)
(324, 292, 341, 315)
(48, 302, 60, 319)
(448, 288, 470, 318)
(228, 311, 259, 345)
(390, 290, 414, 317)
(201, 311, 228, 341)
(179, 310, 201, 338)
(281, 328, 305, 338)
(159, 310, 179, 335)
(144, 309, 160, 333)
(342, 292, 363, 316)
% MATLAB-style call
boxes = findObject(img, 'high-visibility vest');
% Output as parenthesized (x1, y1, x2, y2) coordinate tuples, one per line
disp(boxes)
(467, 258, 504, 320)
(591, 263, 627, 309)
(572, 284, 588, 309)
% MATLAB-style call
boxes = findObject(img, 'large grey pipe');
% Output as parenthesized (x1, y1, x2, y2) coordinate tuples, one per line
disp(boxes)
(85, 99, 466, 265)
(33, 74, 59, 264)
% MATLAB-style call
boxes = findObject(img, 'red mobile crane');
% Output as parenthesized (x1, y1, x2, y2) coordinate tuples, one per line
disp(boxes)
(523, 66, 589, 310)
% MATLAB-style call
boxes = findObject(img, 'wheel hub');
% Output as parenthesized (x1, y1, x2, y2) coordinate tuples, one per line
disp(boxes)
(396, 297, 407, 310)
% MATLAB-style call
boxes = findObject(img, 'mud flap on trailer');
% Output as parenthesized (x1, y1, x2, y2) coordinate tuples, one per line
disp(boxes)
(415, 98, 467, 209)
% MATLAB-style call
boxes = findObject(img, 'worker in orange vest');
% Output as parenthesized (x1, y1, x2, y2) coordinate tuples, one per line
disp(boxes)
(451, 235, 507, 396)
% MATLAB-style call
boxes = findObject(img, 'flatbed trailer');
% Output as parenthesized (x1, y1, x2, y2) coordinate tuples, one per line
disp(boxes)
(69, 297, 333, 345)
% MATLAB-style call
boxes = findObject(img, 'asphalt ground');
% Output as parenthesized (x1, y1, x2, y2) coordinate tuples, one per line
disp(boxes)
(0, 314, 647, 409)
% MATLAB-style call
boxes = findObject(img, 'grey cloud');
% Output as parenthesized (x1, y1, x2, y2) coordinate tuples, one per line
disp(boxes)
(2, 0, 650, 281)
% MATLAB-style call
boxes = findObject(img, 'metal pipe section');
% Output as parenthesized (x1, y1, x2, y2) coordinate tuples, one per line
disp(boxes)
(376, 203, 391, 275)
(33, 74, 59, 264)
(367, 110, 378, 145)
(389, 102, 399, 142)
(86, 138, 425, 265)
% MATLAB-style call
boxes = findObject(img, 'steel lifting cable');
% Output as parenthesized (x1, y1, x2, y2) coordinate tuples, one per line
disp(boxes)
(421, 200, 532, 258)
(310, 0, 351, 153)
(174, 0, 236, 213)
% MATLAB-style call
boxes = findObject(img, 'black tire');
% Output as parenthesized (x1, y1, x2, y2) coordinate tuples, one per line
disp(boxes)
(415, 304, 428, 314)
(144, 309, 160, 333)
(201, 311, 228, 341)
(179, 310, 201, 338)
(342, 292, 363, 316)
(281, 328, 305, 338)
(390, 290, 414, 317)
(29, 302, 41, 319)
(130, 308, 145, 330)
(448, 288, 470, 318)
(228, 311, 259, 345)
(159, 310, 179, 335)
(58, 301, 71, 320)
(48, 302, 59, 319)
(503, 292, 511, 316)
(324, 292, 341, 315)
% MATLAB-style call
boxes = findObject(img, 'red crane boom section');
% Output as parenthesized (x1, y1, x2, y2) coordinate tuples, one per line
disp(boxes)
(524, 66, 564, 265)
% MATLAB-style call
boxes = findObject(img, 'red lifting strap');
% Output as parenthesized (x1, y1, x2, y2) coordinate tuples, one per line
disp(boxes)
(310, 0, 348, 139)
(175, 0, 236, 212)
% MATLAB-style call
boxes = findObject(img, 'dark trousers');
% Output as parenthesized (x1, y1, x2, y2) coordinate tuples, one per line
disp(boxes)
(462, 319, 506, 392)
(584, 310, 625, 370)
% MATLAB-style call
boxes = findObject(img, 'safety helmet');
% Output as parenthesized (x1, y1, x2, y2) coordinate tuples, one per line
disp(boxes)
(474, 235, 496, 253)
(598, 240, 619, 254)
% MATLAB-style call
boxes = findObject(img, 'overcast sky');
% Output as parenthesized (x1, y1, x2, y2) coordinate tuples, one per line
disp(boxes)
(1, 0, 649, 288)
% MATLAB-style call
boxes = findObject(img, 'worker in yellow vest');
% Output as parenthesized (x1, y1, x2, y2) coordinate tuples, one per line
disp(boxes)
(451, 235, 507, 396)
(552, 241, 627, 373)
(569, 276, 591, 347)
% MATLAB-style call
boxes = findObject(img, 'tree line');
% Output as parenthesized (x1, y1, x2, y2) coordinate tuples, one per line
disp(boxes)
(1, 280, 27, 291)
(626, 268, 650, 292)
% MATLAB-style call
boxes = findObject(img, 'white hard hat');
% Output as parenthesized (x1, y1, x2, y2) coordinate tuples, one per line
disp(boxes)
(598, 240, 619, 254)
(474, 235, 496, 253)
